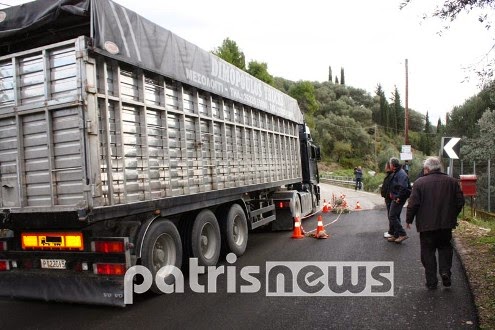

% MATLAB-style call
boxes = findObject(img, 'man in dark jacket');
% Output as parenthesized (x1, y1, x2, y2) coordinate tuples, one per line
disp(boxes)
(406, 156, 465, 289)
(354, 166, 363, 190)
(387, 157, 410, 243)
(381, 160, 394, 238)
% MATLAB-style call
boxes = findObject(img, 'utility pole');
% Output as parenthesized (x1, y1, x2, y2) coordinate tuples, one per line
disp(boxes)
(405, 59, 409, 145)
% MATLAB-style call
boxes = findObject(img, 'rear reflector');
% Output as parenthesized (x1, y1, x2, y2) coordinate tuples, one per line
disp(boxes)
(92, 241, 125, 253)
(0, 260, 10, 271)
(0, 241, 6, 251)
(93, 263, 126, 275)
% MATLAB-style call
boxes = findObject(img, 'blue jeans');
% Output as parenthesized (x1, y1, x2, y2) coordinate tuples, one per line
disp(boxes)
(385, 200, 392, 234)
(388, 201, 406, 237)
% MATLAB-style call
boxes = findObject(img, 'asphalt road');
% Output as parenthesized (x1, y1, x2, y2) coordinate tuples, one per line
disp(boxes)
(0, 184, 478, 329)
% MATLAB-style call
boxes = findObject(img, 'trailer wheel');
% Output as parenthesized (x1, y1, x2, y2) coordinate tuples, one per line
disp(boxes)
(141, 220, 182, 293)
(219, 203, 248, 257)
(191, 209, 221, 267)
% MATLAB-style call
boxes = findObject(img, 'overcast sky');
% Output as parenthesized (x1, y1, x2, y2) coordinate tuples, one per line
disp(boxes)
(4, 0, 494, 124)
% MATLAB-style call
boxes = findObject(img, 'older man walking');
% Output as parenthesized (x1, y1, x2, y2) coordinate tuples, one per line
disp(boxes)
(406, 156, 465, 289)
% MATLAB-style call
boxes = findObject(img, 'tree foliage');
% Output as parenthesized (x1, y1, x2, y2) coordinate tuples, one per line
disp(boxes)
(418, 111, 432, 155)
(445, 93, 491, 137)
(391, 87, 404, 133)
(212, 38, 246, 70)
(401, 0, 495, 22)
(463, 109, 495, 161)
(374, 84, 390, 132)
(288, 81, 319, 115)
(273, 77, 294, 94)
(246, 61, 274, 85)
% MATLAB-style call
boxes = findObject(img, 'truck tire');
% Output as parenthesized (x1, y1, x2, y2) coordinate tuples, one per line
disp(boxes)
(191, 209, 221, 267)
(293, 196, 302, 218)
(219, 203, 248, 257)
(141, 220, 183, 294)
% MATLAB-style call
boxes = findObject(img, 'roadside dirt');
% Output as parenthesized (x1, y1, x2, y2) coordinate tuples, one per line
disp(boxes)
(454, 220, 495, 329)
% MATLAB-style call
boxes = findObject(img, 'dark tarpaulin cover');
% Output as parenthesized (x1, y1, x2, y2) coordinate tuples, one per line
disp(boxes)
(91, 0, 303, 123)
(0, 0, 303, 123)
(0, 0, 90, 38)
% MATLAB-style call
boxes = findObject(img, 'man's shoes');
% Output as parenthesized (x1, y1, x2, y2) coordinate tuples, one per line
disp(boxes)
(384, 232, 393, 238)
(426, 283, 438, 290)
(441, 273, 452, 287)
(394, 235, 409, 244)
(387, 236, 397, 242)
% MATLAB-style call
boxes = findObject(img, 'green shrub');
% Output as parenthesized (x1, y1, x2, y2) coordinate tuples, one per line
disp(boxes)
(363, 173, 385, 193)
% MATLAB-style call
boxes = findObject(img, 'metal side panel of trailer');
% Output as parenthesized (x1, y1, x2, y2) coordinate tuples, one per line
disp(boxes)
(0, 37, 303, 223)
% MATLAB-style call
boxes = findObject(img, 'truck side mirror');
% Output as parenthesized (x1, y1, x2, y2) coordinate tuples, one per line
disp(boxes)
(315, 146, 321, 161)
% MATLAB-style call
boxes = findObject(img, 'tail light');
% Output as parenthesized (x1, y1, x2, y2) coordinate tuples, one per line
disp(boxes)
(0, 260, 10, 271)
(91, 238, 130, 275)
(0, 241, 7, 251)
(91, 240, 125, 253)
(275, 201, 291, 209)
(93, 263, 126, 275)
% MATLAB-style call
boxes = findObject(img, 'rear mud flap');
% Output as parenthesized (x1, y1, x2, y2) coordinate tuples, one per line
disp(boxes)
(271, 208, 293, 231)
(0, 270, 126, 307)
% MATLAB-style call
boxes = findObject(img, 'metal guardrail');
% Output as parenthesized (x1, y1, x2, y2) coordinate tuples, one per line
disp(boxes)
(320, 175, 364, 190)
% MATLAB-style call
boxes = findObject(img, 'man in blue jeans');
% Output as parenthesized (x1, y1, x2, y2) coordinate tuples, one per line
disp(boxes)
(354, 166, 363, 190)
(387, 157, 410, 243)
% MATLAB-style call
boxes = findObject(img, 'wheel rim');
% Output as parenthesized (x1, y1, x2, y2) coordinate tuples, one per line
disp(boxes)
(152, 233, 176, 273)
(200, 222, 217, 259)
(232, 214, 246, 246)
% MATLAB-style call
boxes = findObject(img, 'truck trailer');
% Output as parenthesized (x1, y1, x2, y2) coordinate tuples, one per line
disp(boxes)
(0, 0, 320, 306)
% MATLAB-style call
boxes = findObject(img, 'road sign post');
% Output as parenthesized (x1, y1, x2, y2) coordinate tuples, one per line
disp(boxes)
(401, 145, 412, 161)
(441, 137, 461, 177)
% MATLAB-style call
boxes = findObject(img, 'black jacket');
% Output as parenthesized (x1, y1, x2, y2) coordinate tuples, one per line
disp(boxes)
(381, 171, 393, 201)
(406, 171, 465, 232)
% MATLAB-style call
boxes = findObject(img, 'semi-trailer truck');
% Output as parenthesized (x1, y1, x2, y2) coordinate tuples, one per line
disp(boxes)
(0, 0, 320, 306)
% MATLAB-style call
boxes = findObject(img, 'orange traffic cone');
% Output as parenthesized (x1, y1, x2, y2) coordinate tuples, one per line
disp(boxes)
(355, 201, 362, 210)
(291, 217, 305, 239)
(314, 215, 329, 239)
(322, 199, 329, 213)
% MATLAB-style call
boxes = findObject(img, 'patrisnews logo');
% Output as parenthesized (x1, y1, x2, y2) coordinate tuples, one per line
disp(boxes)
(266, 261, 393, 296)
(124, 256, 393, 304)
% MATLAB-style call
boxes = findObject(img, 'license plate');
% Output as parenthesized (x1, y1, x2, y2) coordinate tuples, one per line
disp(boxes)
(40, 259, 66, 270)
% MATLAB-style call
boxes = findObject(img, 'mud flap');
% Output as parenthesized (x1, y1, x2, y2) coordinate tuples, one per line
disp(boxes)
(0, 270, 126, 307)
(271, 191, 300, 231)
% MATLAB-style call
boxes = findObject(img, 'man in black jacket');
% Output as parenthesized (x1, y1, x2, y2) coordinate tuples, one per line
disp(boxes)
(406, 156, 465, 289)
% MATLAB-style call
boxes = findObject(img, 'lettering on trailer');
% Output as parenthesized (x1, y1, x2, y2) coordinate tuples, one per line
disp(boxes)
(442, 137, 461, 159)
